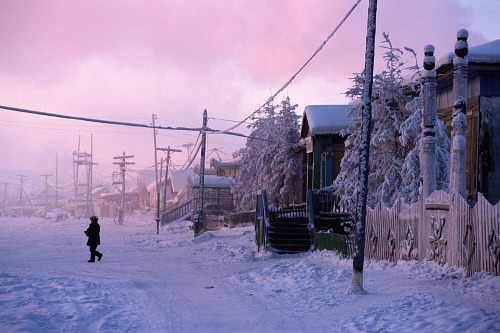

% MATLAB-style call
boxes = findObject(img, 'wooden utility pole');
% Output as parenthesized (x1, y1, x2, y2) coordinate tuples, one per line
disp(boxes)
(152, 113, 161, 234)
(194, 109, 208, 237)
(72, 136, 95, 217)
(17, 175, 28, 207)
(2, 182, 11, 214)
(113, 151, 135, 225)
(55, 153, 59, 209)
(351, 0, 377, 292)
(156, 146, 182, 213)
(86, 134, 96, 217)
(40, 173, 52, 218)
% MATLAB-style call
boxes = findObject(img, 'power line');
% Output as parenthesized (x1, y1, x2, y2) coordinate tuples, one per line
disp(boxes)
(0, 104, 296, 145)
(211, 0, 362, 135)
(0, 105, 204, 133)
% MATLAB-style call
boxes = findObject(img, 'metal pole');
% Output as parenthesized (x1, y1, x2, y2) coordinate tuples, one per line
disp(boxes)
(194, 109, 207, 237)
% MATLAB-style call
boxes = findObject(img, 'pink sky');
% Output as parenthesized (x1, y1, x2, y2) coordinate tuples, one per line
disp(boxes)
(1, 0, 499, 189)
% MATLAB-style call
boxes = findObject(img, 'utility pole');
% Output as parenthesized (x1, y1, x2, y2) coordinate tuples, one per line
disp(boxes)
(17, 175, 28, 207)
(351, 0, 377, 292)
(40, 173, 52, 218)
(73, 136, 95, 218)
(2, 182, 11, 214)
(194, 109, 208, 237)
(113, 151, 135, 225)
(152, 113, 161, 234)
(156, 146, 182, 213)
(55, 153, 59, 209)
(87, 134, 97, 217)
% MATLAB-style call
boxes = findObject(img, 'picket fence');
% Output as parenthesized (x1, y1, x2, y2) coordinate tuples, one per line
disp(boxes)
(365, 190, 500, 276)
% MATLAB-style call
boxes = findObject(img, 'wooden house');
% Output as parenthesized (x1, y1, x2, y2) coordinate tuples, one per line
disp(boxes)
(435, 39, 500, 204)
(147, 168, 196, 211)
(300, 105, 352, 193)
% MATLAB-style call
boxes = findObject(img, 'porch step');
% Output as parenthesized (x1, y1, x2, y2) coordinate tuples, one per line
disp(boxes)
(268, 217, 311, 254)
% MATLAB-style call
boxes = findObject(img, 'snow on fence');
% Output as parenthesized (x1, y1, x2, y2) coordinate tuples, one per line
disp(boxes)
(365, 190, 500, 277)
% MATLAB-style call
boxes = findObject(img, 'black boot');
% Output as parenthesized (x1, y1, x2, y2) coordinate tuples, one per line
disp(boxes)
(97, 253, 103, 261)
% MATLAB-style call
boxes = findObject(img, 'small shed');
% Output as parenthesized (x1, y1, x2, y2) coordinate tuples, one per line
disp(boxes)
(300, 105, 353, 192)
(192, 175, 234, 212)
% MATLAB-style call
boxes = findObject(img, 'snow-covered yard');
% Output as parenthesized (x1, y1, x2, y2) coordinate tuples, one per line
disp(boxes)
(0, 214, 498, 332)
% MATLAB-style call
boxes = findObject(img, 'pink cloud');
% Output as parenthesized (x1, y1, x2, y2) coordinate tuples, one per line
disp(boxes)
(0, 0, 498, 177)
(0, 0, 489, 85)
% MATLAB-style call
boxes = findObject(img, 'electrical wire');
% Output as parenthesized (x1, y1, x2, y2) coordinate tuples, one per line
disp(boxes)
(210, 0, 362, 135)
(181, 139, 203, 171)
(0, 105, 295, 145)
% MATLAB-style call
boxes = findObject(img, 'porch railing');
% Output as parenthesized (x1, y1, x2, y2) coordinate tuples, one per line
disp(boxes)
(162, 194, 235, 225)
(161, 199, 194, 225)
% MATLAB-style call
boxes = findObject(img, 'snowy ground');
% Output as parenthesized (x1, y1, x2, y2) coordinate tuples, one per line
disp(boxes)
(0, 214, 498, 333)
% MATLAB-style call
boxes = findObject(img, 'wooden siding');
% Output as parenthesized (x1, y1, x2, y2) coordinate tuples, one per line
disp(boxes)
(438, 96, 481, 202)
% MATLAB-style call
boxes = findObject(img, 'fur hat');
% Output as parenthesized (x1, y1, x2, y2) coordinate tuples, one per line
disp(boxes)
(90, 216, 99, 223)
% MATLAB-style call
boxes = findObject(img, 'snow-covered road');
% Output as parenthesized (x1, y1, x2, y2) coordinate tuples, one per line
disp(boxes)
(0, 214, 498, 332)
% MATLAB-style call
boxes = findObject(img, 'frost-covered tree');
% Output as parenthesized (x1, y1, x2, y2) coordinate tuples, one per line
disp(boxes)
(231, 97, 302, 211)
(331, 33, 450, 212)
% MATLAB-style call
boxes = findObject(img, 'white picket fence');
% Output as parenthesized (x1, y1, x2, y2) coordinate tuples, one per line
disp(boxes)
(365, 190, 500, 276)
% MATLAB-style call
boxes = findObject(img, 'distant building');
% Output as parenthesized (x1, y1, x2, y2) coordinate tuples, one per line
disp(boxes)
(210, 157, 240, 177)
(147, 168, 196, 211)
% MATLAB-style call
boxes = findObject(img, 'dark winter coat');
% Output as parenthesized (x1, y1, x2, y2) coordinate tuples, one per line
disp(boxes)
(85, 221, 101, 246)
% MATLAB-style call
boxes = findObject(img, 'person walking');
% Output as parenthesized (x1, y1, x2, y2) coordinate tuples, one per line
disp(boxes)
(85, 216, 103, 262)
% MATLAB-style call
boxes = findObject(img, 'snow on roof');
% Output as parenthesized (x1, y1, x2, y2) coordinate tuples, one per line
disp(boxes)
(436, 39, 500, 70)
(146, 168, 195, 193)
(192, 175, 232, 188)
(169, 168, 196, 193)
(301, 105, 353, 137)
(211, 158, 240, 170)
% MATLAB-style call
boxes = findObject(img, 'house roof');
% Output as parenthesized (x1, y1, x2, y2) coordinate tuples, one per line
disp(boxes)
(300, 105, 353, 137)
(436, 39, 500, 70)
(169, 168, 196, 193)
(146, 168, 195, 194)
(211, 158, 240, 170)
(192, 165, 218, 176)
(192, 175, 231, 188)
